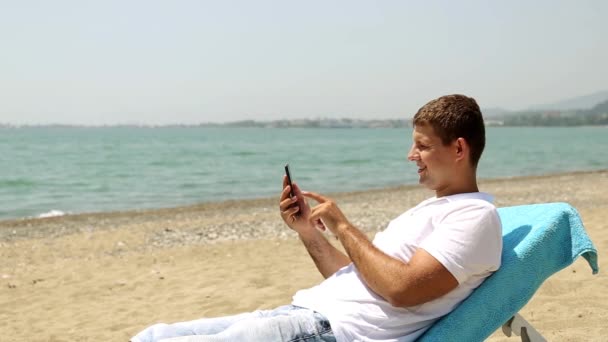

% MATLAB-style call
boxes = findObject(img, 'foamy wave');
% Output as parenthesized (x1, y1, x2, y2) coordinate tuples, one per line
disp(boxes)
(38, 210, 66, 218)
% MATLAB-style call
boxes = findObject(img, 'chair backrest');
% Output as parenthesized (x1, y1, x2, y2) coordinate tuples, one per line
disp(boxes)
(417, 202, 598, 341)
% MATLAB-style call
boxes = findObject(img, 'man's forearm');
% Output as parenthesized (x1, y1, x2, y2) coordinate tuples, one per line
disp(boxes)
(299, 230, 351, 279)
(334, 222, 410, 304)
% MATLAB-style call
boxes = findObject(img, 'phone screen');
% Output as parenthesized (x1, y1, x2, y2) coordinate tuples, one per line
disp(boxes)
(284, 164, 295, 197)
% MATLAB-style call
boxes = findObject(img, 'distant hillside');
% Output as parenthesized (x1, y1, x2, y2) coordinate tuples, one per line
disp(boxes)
(482, 90, 608, 126)
(500, 99, 608, 126)
(482, 107, 510, 118)
(483, 91, 608, 119)
(527, 90, 608, 111)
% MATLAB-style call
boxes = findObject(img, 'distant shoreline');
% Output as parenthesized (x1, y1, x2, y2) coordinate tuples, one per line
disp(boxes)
(1, 121, 608, 129)
(1, 119, 412, 129)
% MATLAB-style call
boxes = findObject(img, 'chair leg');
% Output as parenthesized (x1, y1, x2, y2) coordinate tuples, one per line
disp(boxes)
(501, 314, 547, 342)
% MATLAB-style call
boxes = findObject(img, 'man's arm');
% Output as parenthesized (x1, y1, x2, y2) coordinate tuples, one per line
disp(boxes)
(279, 178, 351, 278)
(304, 191, 458, 307)
(298, 227, 351, 279)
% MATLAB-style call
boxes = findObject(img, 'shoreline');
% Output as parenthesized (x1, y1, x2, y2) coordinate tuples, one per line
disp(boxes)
(1, 169, 607, 244)
(0, 168, 608, 224)
(2, 167, 606, 226)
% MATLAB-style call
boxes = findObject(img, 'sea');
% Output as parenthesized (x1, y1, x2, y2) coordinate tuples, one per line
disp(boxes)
(1, 126, 607, 221)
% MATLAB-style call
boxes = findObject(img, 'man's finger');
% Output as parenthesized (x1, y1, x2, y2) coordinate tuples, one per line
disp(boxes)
(308, 205, 320, 222)
(307, 206, 327, 230)
(279, 196, 297, 211)
(303, 191, 329, 203)
(280, 184, 292, 201)
(283, 205, 300, 217)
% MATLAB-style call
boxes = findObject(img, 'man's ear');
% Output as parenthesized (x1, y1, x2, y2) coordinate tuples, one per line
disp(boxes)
(454, 138, 468, 162)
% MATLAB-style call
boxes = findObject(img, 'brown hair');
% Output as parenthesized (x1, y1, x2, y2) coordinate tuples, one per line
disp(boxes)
(413, 94, 485, 167)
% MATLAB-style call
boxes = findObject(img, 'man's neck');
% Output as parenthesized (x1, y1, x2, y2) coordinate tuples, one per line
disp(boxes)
(435, 172, 479, 198)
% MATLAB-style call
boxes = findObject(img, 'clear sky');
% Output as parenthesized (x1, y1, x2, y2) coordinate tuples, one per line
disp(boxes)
(1, 0, 606, 125)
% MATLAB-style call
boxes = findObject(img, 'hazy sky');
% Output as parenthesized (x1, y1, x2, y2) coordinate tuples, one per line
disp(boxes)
(1, 1, 606, 125)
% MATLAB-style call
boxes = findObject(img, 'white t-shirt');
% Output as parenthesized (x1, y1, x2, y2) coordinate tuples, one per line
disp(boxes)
(292, 192, 503, 342)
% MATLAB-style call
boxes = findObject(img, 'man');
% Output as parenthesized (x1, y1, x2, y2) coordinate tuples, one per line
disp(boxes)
(132, 94, 502, 342)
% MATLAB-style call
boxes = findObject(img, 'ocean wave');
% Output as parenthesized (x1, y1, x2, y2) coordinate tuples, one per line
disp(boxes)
(339, 158, 372, 165)
(0, 179, 36, 187)
(38, 210, 67, 218)
(232, 151, 257, 156)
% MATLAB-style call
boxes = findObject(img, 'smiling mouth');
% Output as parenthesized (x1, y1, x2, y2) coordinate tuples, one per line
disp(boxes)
(417, 166, 427, 174)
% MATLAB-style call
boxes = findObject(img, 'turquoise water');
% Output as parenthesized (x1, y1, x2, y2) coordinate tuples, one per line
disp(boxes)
(1, 126, 607, 220)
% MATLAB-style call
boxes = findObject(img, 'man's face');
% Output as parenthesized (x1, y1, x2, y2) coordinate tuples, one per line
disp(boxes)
(407, 124, 456, 196)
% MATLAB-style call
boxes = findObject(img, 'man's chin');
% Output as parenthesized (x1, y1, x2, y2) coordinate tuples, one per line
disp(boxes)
(418, 177, 435, 190)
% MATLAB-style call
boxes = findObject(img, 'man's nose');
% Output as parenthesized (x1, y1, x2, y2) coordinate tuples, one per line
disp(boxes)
(407, 145, 417, 161)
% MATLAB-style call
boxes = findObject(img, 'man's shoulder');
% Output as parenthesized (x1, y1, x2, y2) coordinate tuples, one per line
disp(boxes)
(441, 193, 497, 212)
(394, 193, 497, 225)
(413, 193, 495, 214)
(436, 194, 501, 231)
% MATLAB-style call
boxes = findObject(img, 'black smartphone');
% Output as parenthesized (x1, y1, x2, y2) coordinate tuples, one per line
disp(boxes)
(284, 164, 295, 198)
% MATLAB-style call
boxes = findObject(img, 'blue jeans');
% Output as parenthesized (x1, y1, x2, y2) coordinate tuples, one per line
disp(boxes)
(131, 305, 336, 342)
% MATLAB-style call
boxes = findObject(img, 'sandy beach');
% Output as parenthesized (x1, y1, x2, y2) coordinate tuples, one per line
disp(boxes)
(1, 170, 606, 341)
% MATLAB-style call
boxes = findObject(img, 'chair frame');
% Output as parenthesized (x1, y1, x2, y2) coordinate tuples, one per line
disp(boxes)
(502, 313, 547, 342)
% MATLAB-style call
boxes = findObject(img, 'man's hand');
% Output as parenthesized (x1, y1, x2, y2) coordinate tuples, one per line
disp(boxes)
(303, 191, 351, 236)
(279, 176, 316, 236)
(280, 178, 352, 278)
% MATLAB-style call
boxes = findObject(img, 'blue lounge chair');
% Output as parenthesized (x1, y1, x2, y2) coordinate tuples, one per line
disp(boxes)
(418, 202, 599, 341)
